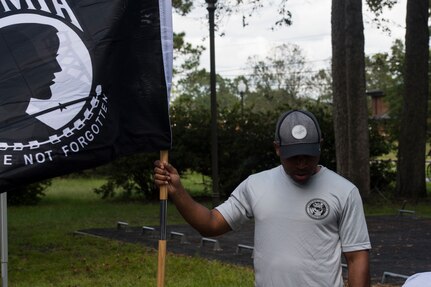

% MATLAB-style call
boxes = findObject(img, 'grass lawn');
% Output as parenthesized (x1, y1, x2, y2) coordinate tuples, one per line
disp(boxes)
(8, 177, 253, 287)
(6, 176, 431, 286)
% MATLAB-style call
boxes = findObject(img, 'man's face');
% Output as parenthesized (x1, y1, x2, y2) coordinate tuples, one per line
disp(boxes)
(274, 143, 320, 184)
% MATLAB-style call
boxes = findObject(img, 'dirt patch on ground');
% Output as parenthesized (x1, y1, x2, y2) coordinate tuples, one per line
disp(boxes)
(79, 215, 431, 286)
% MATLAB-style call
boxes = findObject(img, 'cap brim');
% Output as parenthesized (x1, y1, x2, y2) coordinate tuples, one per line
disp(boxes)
(280, 143, 321, 159)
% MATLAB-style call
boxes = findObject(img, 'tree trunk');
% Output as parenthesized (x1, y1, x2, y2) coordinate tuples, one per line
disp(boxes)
(396, 0, 429, 199)
(331, 0, 370, 197)
(345, 0, 370, 197)
(331, 0, 350, 178)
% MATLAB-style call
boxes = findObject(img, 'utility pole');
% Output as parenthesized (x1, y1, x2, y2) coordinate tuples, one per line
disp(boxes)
(206, 0, 220, 207)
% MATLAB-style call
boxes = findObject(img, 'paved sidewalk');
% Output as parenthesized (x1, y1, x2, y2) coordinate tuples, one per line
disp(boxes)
(78, 215, 431, 285)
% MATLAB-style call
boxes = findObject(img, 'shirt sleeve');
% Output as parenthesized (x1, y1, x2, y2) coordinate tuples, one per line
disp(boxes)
(339, 187, 372, 252)
(215, 179, 254, 231)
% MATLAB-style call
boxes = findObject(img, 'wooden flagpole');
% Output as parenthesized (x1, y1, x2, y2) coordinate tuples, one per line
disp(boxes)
(157, 150, 169, 287)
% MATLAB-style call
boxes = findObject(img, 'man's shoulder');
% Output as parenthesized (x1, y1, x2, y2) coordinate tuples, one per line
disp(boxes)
(318, 166, 357, 191)
(241, 166, 283, 190)
(248, 165, 281, 180)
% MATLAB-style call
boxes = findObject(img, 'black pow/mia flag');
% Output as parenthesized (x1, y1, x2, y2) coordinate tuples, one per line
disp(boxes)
(0, 0, 173, 191)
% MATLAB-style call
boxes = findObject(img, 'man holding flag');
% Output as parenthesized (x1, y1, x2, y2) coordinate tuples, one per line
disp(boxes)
(154, 109, 371, 287)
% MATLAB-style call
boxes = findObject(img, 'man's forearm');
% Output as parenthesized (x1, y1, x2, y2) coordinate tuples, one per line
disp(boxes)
(347, 264, 370, 287)
(169, 186, 230, 237)
(345, 250, 370, 287)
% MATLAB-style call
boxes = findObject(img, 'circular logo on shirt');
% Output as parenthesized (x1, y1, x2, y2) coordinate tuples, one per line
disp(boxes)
(291, 125, 307, 139)
(306, 199, 330, 220)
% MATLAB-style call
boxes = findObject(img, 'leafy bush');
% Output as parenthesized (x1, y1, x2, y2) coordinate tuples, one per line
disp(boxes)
(93, 152, 159, 201)
(370, 159, 396, 194)
(7, 180, 51, 206)
(93, 99, 396, 201)
(368, 119, 397, 194)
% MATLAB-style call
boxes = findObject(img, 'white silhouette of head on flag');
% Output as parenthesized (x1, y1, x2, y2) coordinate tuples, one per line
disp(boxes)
(0, 14, 92, 131)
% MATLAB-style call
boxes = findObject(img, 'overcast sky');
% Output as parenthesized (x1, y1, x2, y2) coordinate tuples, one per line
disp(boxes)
(172, 0, 407, 79)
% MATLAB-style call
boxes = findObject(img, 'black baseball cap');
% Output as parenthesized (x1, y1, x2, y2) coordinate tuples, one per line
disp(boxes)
(274, 110, 322, 159)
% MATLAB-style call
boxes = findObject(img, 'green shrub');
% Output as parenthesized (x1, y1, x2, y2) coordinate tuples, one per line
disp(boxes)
(93, 100, 397, 201)
(7, 180, 51, 205)
(93, 152, 159, 201)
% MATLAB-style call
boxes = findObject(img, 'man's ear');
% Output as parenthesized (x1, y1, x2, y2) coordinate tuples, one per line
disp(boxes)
(273, 141, 281, 156)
